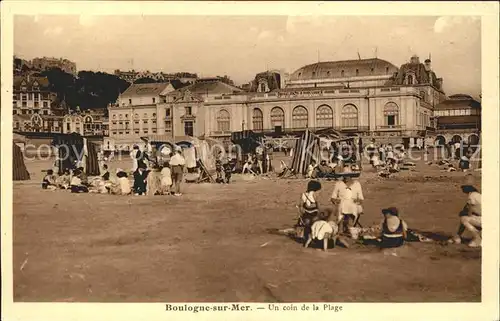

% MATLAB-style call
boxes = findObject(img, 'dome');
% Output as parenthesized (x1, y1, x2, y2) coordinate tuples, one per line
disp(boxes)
(290, 58, 399, 81)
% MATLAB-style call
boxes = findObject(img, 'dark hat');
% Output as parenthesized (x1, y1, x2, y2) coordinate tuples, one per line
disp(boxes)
(382, 207, 399, 216)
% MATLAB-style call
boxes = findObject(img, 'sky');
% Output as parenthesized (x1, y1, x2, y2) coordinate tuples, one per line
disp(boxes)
(14, 15, 481, 97)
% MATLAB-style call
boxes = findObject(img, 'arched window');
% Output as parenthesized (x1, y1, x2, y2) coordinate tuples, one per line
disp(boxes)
(468, 134, 480, 145)
(316, 105, 334, 128)
(435, 135, 446, 146)
(216, 109, 230, 132)
(384, 102, 399, 126)
(407, 74, 415, 85)
(451, 135, 462, 144)
(341, 104, 358, 129)
(252, 108, 263, 131)
(84, 116, 92, 123)
(270, 107, 285, 129)
(292, 106, 308, 128)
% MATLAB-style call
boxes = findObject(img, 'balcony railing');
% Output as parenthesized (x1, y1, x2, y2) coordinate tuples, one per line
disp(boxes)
(376, 125, 406, 130)
(210, 126, 371, 137)
(210, 130, 232, 136)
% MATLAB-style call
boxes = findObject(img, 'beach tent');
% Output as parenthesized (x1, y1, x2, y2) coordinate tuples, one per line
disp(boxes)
(289, 129, 361, 177)
(13, 142, 30, 181)
(52, 133, 100, 176)
(230, 130, 263, 154)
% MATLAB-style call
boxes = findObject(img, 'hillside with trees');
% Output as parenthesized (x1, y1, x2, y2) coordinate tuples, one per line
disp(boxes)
(38, 68, 130, 111)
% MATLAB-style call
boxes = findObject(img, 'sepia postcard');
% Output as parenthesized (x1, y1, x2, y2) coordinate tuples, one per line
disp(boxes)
(1, 1, 499, 321)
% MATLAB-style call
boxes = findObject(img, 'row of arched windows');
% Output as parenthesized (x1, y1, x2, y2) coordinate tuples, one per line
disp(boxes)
(215, 103, 400, 131)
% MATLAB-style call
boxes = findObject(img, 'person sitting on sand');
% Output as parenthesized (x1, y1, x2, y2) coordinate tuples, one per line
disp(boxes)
(315, 160, 334, 178)
(242, 156, 256, 175)
(331, 169, 364, 234)
(77, 167, 89, 186)
(42, 169, 57, 190)
(296, 180, 323, 241)
(160, 162, 172, 195)
(379, 207, 408, 248)
(70, 169, 89, 193)
(109, 169, 132, 195)
(307, 160, 317, 178)
(448, 174, 482, 247)
(56, 169, 71, 189)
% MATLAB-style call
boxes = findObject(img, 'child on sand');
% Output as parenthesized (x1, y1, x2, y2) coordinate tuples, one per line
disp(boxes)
(223, 157, 234, 184)
(70, 169, 89, 193)
(304, 219, 339, 251)
(379, 207, 408, 248)
(109, 169, 132, 195)
(296, 180, 322, 241)
(160, 162, 173, 195)
(307, 160, 317, 178)
(42, 169, 57, 190)
(56, 170, 71, 189)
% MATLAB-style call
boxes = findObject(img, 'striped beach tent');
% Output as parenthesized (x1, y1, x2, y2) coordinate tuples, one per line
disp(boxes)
(13, 142, 30, 181)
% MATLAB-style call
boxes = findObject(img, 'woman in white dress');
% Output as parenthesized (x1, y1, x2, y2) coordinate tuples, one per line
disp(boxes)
(331, 170, 364, 234)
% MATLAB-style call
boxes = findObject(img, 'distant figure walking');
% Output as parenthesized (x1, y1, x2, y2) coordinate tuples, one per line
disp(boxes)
(170, 146, 186, 196)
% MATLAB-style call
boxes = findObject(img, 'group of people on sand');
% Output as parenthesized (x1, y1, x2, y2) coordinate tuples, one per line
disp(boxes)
(42, 144, 188, 197)
(241, 148, 272, 176)
(215, 154, 236, 184)
(297, 168, 482, 251)
(366, 140, 407, 172)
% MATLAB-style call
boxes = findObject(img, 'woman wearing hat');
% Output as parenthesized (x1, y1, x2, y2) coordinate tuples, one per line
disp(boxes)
(331, 168, 364, 234)
(448, 174, 482, 247)
(380, 207, 408, 248)
(169, 145, 186, 196)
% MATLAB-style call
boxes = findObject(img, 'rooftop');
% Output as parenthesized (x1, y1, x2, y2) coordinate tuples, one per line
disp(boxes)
(14, 76, 50, 88)
(170, 80, 243, 96)
(120, 82, 171, 97)
(435, 95, 481, 110)
(289, 58, 398, 81)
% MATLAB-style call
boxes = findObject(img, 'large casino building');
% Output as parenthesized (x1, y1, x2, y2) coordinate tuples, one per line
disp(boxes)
(106, 54, 480, 150)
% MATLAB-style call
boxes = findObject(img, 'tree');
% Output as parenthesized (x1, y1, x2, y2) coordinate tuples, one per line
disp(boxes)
(40, 68, 130, 110)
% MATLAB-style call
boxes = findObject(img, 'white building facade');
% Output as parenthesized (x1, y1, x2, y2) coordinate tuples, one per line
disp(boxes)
(107, 55, 450, 150)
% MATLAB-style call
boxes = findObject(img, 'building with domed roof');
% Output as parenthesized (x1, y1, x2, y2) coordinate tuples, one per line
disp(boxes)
(287, 58, 399, 89)
(106, 54, 456, 150)
(193, 55, 447, 143)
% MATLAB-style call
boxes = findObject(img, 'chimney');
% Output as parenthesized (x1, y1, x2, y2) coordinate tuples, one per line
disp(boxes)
(424, 58, 432, 71)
